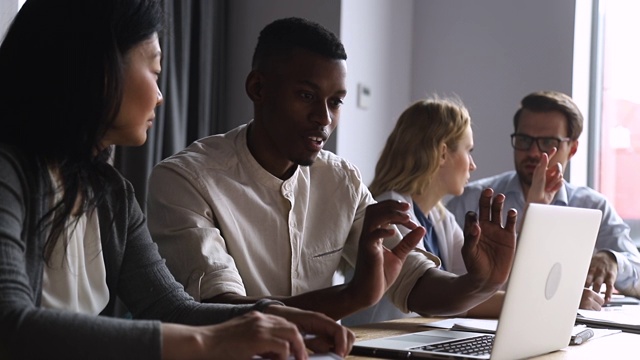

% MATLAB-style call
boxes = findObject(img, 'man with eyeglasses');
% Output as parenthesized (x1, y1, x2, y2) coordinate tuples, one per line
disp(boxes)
(447, 90, 640, 310)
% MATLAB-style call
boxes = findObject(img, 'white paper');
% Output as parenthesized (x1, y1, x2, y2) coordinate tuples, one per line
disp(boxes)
(577, 306, 640, 325)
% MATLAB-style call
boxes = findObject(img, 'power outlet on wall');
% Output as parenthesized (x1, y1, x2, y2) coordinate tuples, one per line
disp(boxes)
(357, 83, 371, 110)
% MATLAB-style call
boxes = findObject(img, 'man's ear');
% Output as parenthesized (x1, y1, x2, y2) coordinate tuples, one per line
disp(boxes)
(568, 139, 579, 159)
(245, 70, 264, 102)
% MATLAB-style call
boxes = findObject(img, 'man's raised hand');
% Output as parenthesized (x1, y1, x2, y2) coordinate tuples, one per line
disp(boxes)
(462, 188, 517, 289)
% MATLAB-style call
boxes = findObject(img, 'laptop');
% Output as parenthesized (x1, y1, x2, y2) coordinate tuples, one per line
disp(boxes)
(351, 203, 603, 359)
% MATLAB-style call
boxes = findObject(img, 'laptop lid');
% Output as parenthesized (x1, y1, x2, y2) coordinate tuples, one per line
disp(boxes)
(490, 203, 601, 360)
(351, 204, 602, 359)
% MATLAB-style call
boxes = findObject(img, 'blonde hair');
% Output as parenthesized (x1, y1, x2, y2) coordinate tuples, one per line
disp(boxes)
(369, 96, 471, 197)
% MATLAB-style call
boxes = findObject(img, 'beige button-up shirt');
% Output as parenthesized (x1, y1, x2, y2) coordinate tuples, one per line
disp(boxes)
(147, 123, 437, 313)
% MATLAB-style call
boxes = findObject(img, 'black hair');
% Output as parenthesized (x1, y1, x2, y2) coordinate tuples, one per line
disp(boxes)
(0, 0, 165, 261)
(251, 17, 347, 70)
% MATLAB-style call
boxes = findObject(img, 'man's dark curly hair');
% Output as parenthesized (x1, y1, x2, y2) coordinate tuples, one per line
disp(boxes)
(251, 17, 347, 70)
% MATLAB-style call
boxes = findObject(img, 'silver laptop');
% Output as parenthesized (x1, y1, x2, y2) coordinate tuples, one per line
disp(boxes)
(352, 203, 603, 359)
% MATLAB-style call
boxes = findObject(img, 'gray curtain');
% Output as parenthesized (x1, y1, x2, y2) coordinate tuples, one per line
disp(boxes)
(114, 0, 228, 212)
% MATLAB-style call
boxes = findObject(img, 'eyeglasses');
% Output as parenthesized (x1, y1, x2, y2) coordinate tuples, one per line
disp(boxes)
(510, 133, 571, 153)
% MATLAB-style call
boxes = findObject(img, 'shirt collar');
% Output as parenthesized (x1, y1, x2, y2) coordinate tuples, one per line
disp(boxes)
(237, 122, 300, 190)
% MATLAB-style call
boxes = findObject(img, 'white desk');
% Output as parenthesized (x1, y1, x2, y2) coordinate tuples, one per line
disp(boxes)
(346, 317, 638, 359)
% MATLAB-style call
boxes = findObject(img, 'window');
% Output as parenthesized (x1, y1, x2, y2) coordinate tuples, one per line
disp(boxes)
(592, 0, 640, 245)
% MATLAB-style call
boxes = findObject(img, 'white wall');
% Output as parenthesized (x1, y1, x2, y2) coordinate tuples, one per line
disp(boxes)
(0, 0, 20, 39)
(338, 0, 415, 184)
(570, 0, 594, 186)
(341, 0, 579, 185)
(411, 0, 577, 182)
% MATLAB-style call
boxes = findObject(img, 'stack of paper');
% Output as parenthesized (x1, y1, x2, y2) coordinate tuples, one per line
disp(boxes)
(576, 306, 640, 333)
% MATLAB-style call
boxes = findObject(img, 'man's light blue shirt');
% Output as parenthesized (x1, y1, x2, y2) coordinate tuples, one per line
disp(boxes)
(446, 170, 640, 295)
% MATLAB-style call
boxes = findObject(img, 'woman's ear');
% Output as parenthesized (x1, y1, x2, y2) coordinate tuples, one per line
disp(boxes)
(439, 143, 448, 166)
(245, 70, 264, 103)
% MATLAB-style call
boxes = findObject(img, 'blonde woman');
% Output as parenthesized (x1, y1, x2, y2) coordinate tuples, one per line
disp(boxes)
(343, 96, 503, 325)
(370, 96, 475, 275)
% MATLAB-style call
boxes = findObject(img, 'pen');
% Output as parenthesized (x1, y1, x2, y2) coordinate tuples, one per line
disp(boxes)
(351, 347, 413, 359)
(570, 328, 594, 345)
(371, 349, 413, 359)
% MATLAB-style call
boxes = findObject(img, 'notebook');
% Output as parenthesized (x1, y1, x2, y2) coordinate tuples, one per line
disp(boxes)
(351, 203, 603, 359)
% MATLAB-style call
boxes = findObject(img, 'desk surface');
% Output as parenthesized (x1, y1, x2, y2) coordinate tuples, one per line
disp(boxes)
(346, 317, 637, 359)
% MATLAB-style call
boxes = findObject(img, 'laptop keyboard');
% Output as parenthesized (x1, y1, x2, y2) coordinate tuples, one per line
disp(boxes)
(412, 335, 494, 356)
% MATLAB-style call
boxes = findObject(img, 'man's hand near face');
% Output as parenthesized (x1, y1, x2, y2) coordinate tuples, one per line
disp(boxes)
(526, 149, 563, 205)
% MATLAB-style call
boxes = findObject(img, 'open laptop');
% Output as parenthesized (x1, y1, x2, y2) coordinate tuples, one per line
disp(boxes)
(351, 203, 603, 359)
